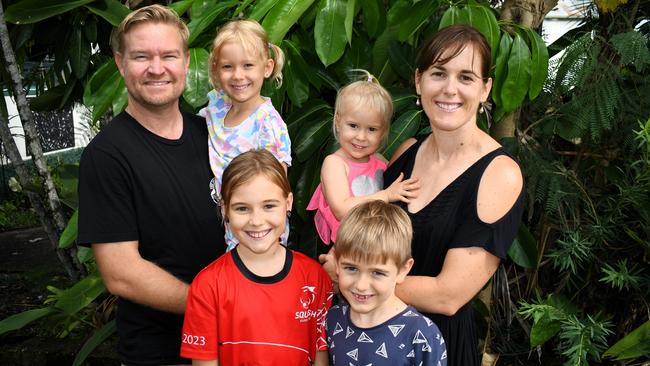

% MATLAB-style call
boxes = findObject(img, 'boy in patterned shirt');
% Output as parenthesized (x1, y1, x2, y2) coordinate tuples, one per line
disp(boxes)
(326, 200, 447, 365)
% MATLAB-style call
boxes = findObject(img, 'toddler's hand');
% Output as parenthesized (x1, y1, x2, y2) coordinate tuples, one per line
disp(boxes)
(319, 249, 339, 294)
(385, 172, 420, 203)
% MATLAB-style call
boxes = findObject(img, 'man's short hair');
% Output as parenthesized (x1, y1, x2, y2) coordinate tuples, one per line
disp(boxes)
(335, 200, 412, 266)
(111, 4, 189, 54)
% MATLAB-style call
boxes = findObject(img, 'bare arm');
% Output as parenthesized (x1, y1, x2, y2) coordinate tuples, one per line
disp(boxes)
(321, 154, 420, 220)
(397, 155, 523, 315)
(92, 241, 190, 314)
(193, 360, 218, 366)
(314, 350, 329, 366)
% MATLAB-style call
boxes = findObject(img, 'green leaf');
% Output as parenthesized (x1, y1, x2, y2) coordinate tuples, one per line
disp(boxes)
(53, 272, 106, 316)
(187, 1, 238, 46)
(344, 0, 356, 45)
(84, 0, 130, 27)
(249, 0, 281, 21)
(492, 32, 512, 107)
(294, 114, 333, 162)
(286, 100, 332, 138)
(388, 42, 416, 81)
(314, 0, 347, 66)
(4, 0, 94, 24)
(464, 5, 499, 63)
(293, 156, 323, 220)
(530, 311, 562, 346)
(500, 33, 531, 112)
(69, 28, 90, 79)
(359, 0, 383, 37)
(524, 28, 548, 100)
(111, 78, 128, 116)
(439, 6, 464, 29)
(55, 163, 80, 209)
(0, 307, 56, 336)
(59, 210, 78, 249)
(372, 25, 399, 77)
(262, 0, 316, 44)
(72, 320, 117, 366)
(183, 48, 210, 108)
(83, 60, 125, 122)
(604, 320, 650, 360)
(83, 18, 97, 43)
(382, 109, 421, 159)
(508, 224, 538, 268)
(397, 0, 439, 42)
(284, 43, 310, 107)
(168, 0, 197, 17)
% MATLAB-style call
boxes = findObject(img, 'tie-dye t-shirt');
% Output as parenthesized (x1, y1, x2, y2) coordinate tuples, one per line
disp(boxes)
(201, 89, 292, 196)
(200, 89, 292, 249)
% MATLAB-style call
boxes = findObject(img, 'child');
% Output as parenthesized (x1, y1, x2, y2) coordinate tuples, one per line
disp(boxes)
(307, 71, 419, 245)
(326, 200, 447, 365)
(202, 19, 291, 250)
(181, 150, 333, 366)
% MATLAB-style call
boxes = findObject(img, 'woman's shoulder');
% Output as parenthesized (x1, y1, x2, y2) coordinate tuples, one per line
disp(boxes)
(477, 151, 524, 224)
(388, 137, 420, 165)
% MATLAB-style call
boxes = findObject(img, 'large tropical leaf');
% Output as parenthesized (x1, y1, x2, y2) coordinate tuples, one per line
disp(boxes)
(4, 0, 94, 24)
(358, 0, 384, 37)
(72, 320, 117, 366)
(284, 42, 310, 106)
(491, 32, 512, 107)
(500, 33, 531, 112)
(183, 48, 210, 108)
(314, 0, 347, 66)
(439, 6, 467, 29)
(293, 156, 323, 220)
(344, 0, 357, 45)
(508, 224, 538, 268)
(0, 308, 56, 336)
(249, 0, 281, 21)
(52, 271, 106, 316)
(69, 28, 90, 79)
(83, 60, 125, 122)
(524, 28, 548, 100)
(397, 0, 439, 42)
(464, 5, 500, 63)
(168, 0, 198, 17)
(187, 1, 238, 46)
(59, 210, 78, 249)
(84, 0, 130, 27)
(286, 100, 332, 138)
(382, 109, 421, 159)
(262, 0, 316, 44)
(293, 113, 333, 162)
(604, 320, 650, 360)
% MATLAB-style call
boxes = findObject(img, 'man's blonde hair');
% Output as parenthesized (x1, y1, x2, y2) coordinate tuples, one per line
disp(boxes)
(335, 200, 412, 266)
(208, 19, 285, 89)
(111, 4, 189, 54)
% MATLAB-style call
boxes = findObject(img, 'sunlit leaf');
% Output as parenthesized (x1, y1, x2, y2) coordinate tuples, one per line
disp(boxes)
(53, 271, 106, 316)
(314, 0, 347, 66)
(492, 32, 512, 107)
(5, 0, 93, 24)
(183, 48, 210, 108)
(249, 0, 281, 21)
(187, 1, 237, 46)
(524, 28, 549, 100)
(262, 0, 316, 44)
(344, 0, 356, 45)
(500, 33, 531, 112)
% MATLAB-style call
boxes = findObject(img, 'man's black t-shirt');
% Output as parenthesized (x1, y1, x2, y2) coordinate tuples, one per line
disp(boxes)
(78, 111, 225, 365)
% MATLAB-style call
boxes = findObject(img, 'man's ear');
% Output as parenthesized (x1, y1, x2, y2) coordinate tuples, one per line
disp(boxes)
(115, 53, 125, 77)
(396, 258, 414, 284)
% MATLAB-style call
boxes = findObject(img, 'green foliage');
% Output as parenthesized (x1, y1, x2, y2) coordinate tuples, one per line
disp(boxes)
(0, 198, 38, 231)
(604, 320, 650, 360)
(599, 259, 645, 291)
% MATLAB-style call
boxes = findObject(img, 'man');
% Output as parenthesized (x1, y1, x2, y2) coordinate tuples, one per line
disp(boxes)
(77, 5, 225, 365)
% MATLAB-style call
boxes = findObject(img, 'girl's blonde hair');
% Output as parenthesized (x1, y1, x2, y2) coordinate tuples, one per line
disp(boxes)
(333, 70, 393, 148)
(208, 19, 285, 89)
(220, 150, 291, 220)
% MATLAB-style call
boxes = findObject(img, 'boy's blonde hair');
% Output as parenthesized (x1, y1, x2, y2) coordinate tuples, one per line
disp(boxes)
(111, 4, 189, 54)
(333, 70, 393, 148)
(220, 150, 291, 218)
(208, 19, 285, 89)
(335, 200, 412, 266)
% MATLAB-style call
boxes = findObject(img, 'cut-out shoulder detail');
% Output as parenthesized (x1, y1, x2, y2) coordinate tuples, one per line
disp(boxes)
(477, 155, 524, 224)
(388, 138, 417, 166)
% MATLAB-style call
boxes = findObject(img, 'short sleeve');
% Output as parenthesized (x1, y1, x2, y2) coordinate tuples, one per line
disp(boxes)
(77, 144, 138, 245)
(450, 187, 524, 259)
(258, 106, 292, 166)
(180, 268, 219, 360)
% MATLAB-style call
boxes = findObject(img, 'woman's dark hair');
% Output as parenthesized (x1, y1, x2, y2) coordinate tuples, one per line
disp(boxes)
(416, 24, 491, 78)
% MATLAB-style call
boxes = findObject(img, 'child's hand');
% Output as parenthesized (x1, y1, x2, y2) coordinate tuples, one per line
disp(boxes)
(319, 248, 339, 294)
(385, 172, 420, 203)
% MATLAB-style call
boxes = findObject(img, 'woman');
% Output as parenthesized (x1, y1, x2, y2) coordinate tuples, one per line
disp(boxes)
(384, 25, 525, 366)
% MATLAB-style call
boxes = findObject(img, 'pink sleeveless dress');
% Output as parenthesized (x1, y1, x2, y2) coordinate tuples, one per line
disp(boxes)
(307, 154, 386, 244)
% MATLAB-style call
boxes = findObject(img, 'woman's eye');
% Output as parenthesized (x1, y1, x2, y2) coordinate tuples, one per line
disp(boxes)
(431, 72, 446, 79)
(460, 75, 474, 83)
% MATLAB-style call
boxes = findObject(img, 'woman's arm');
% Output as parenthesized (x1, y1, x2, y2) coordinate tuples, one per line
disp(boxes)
(321, 154, 419, 220)
(397, 155, 524, 315)
(193, 359, 218, 366)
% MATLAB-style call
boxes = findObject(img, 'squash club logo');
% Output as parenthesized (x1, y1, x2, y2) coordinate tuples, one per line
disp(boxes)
(295, 285, 324, 322)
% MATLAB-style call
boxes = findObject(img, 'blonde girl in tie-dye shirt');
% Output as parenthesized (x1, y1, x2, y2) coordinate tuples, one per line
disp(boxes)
(201, 19, 291, 250)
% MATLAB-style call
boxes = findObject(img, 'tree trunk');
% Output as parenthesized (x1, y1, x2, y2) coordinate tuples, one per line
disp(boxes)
(0, 2, 83, 280)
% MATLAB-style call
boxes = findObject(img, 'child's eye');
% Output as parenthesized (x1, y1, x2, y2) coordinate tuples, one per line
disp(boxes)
(343, 266, 358, 273)
(244, 63, 254, 68)
(263, 204, 278, 210)
(368, 127, 378, 133)
(221, 64, 232, 70)
(232, 206, 249, 213)
(347, 123, 358, 129)
(373, 271, 387, 277)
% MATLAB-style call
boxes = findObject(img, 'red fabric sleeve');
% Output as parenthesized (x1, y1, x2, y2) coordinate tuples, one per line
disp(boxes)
(180, 266, 219, 360)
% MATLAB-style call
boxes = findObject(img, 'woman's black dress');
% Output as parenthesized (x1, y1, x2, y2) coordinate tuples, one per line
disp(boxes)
(384, 135, 524, 366)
